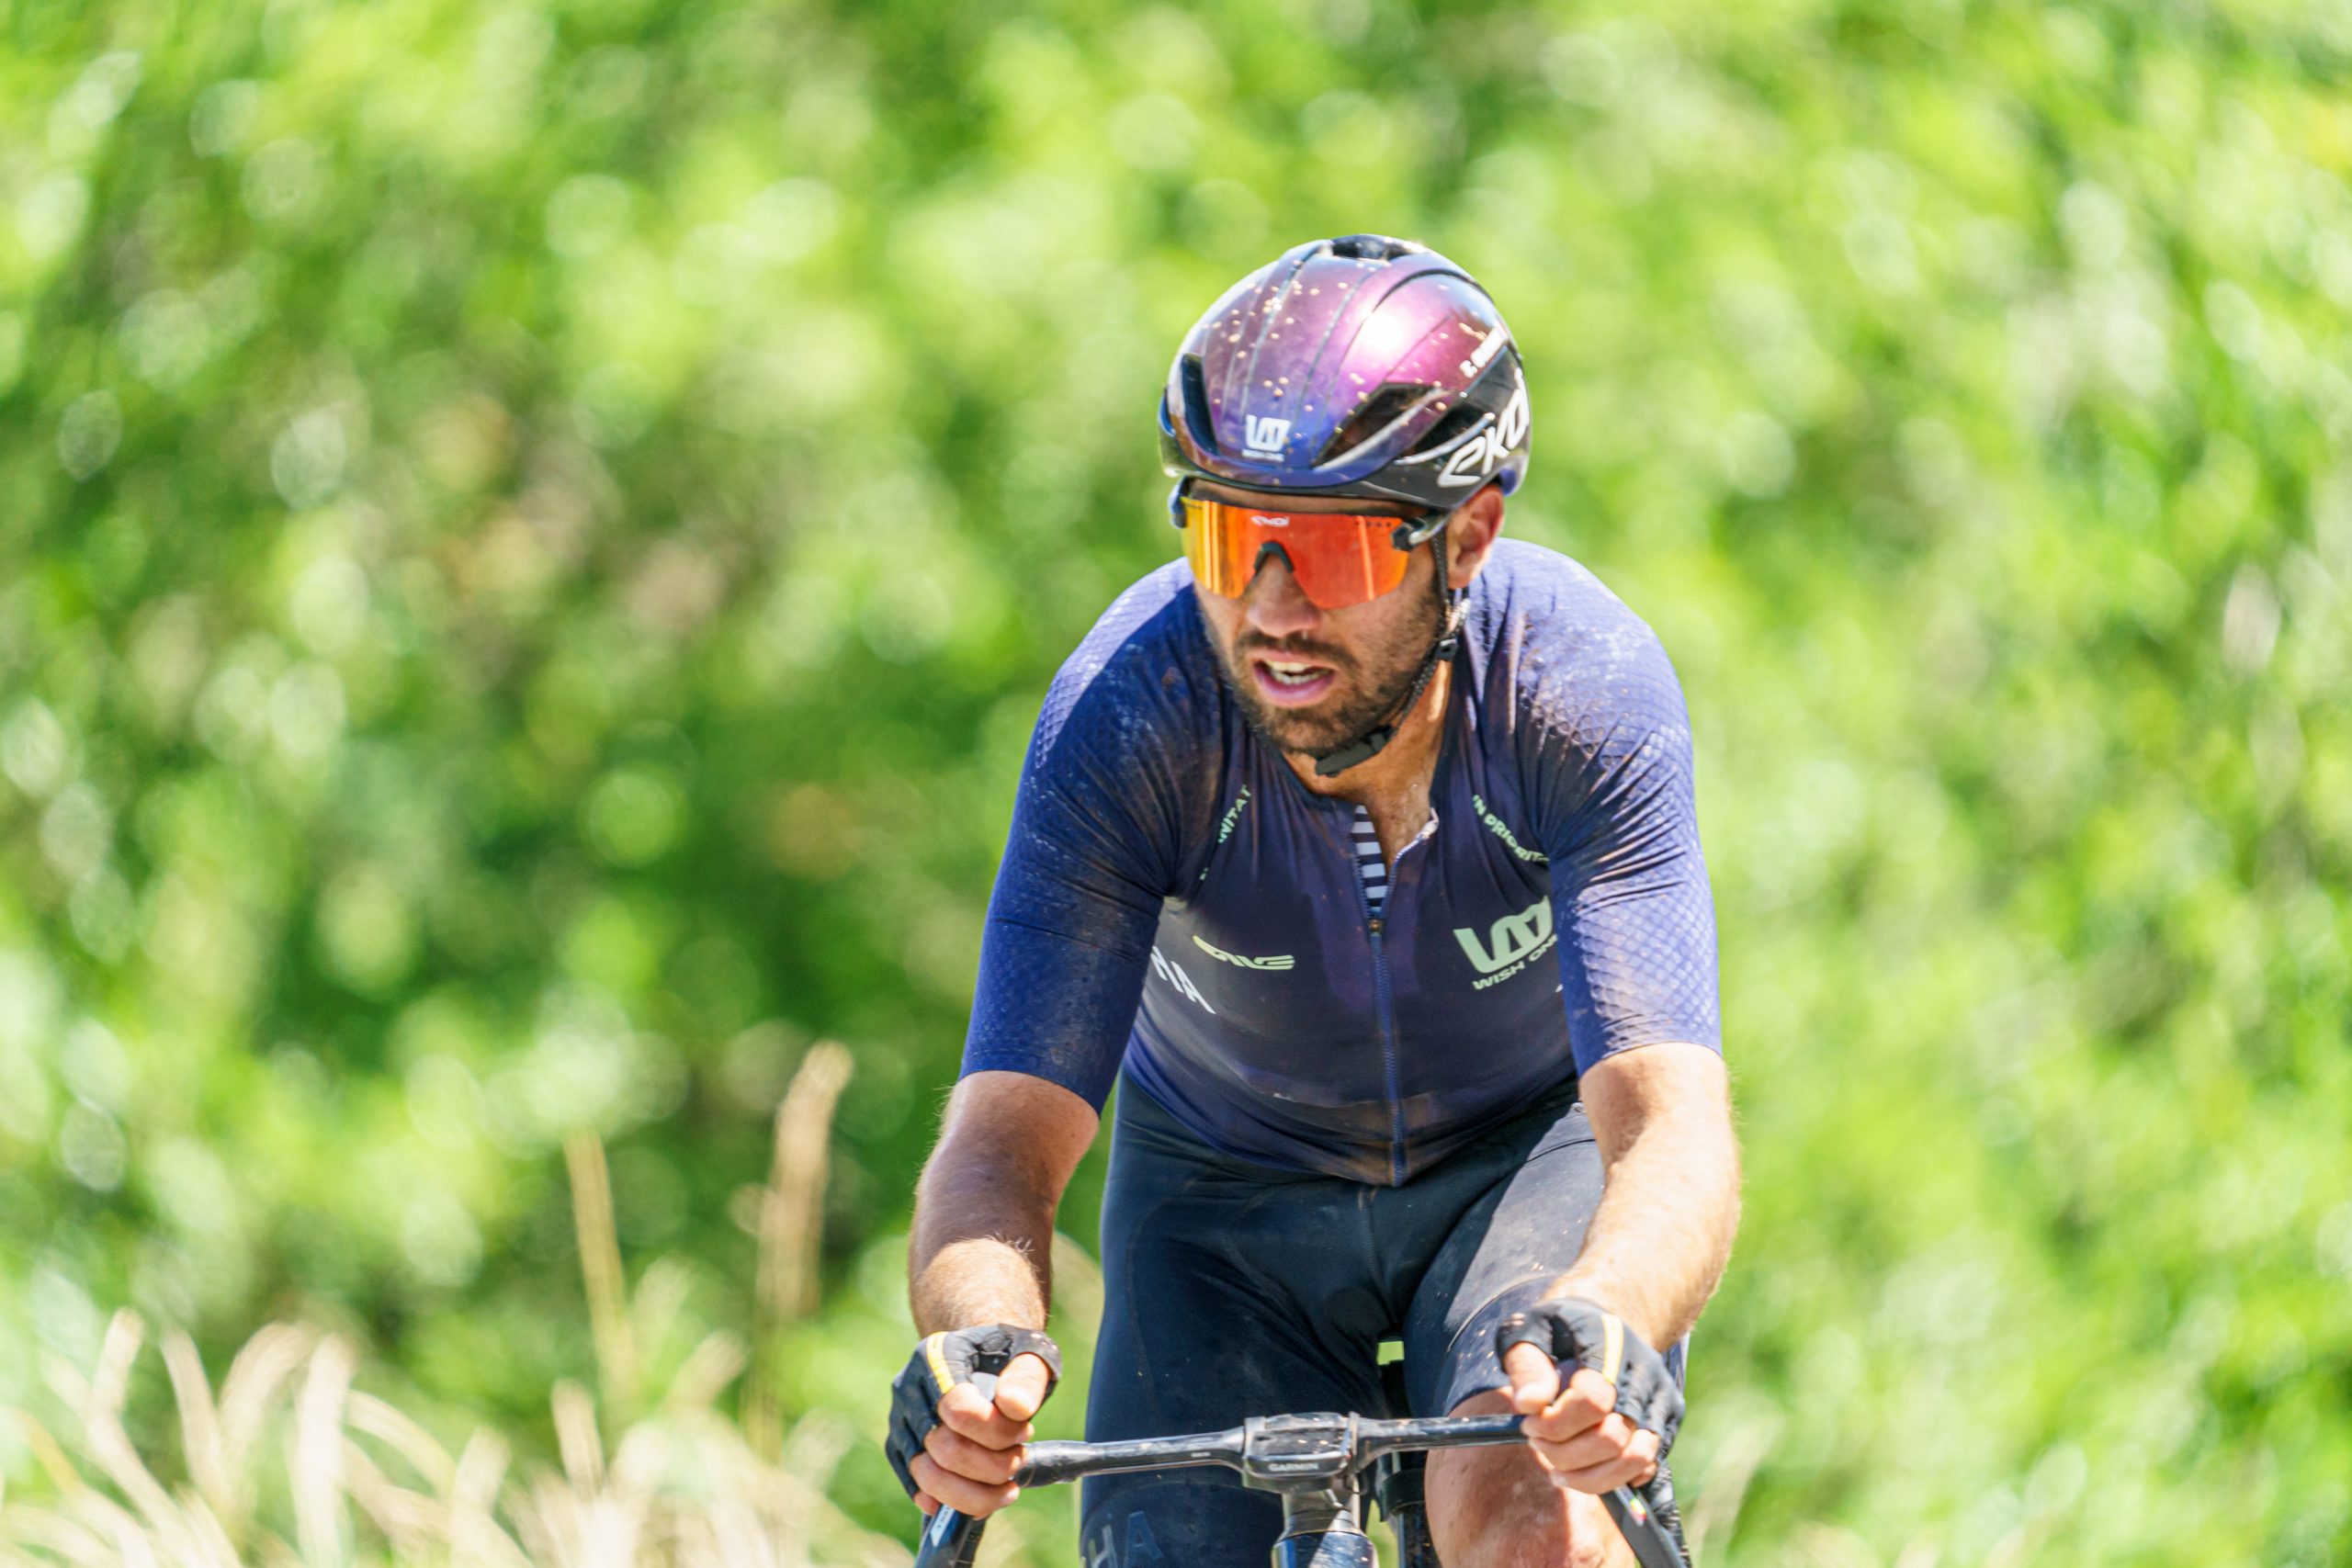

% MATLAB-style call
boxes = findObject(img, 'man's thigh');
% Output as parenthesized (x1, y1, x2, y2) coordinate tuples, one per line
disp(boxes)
(1396, 1100, 1688, 1413)
(1397, 1099, 1609, 1417)
(1423, 1387, 1640, 1568)
(1082, 1087, 1390, 1568)
(1400, 1100, 1684, 1568)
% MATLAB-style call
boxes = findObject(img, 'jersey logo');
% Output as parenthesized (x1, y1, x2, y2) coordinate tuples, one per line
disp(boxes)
(1148, 946, 1216, 1012)
(1198, 785, 1254, 887)
(1454, 897, 1555, 987)
(1243, 414, 1291, 457)
(1471, 793, 1548, 864)
(1193, 934, 1295, 972)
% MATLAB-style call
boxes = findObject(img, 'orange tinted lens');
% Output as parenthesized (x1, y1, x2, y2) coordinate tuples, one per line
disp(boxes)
(1181, 499, 1412, 609)
(1181, 497, 1250, 598)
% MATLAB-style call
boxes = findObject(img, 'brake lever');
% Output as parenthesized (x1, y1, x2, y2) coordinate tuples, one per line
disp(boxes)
(908, 1371, 1001, 1568)
(1600, 1472, 1687, 1568)
(912, 1507, 986, 1568)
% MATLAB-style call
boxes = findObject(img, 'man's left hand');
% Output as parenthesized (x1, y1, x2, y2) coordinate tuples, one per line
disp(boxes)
(1496, 1298, 1681, 1494)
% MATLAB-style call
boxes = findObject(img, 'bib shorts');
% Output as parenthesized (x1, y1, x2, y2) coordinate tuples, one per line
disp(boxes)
(1078, 1075, 1686, 1568)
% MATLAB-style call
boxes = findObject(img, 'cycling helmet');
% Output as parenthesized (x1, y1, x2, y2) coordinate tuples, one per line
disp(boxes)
(1159, 234, 1531, 510)
(1159, 236, 1528, 776)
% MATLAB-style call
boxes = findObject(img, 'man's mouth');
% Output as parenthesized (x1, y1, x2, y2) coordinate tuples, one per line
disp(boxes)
(1250, 656, 1337, 706)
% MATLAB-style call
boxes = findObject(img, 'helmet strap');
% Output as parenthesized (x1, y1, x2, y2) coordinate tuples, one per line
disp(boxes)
(1310, 530, 1464, 778)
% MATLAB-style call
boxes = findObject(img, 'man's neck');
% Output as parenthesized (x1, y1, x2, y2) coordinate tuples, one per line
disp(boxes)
(1283, 662, 1453, 807)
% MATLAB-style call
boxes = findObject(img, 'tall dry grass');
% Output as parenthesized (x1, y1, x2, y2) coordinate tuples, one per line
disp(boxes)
(0, 1045, 903, 1568)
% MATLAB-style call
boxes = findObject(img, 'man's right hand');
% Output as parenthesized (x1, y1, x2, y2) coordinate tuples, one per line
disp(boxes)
(885, 1325, 1063, 1517)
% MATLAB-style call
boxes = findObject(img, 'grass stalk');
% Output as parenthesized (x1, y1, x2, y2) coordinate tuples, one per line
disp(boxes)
(746, 1043, 852, 1456)
(565, 1133, 640, 1409)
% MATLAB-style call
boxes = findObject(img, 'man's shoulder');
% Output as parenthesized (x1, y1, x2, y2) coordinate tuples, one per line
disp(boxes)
(1472, 539, 1675, 690)
(1466, 539, 1691, 800)
(1035, 561, 1217, 764)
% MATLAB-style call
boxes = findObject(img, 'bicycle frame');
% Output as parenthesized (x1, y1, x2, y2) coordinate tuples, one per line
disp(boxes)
(909, 1407, 1688, 1568)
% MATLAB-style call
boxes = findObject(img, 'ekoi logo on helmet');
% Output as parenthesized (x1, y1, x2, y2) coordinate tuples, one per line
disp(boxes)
(1435, 384, 1532, 489)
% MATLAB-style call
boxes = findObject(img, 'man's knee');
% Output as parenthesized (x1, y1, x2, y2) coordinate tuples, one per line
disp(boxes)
(1423, 1390, 1634, 1568)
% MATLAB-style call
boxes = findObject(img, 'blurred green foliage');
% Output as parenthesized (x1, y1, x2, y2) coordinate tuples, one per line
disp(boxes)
(3, 0, 2350, 1562)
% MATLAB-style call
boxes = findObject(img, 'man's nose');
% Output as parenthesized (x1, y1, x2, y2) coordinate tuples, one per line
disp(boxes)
(1242, 550, 1320, 638)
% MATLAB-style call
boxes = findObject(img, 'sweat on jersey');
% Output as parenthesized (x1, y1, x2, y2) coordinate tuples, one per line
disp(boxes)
(962, 540, 1720, 1186)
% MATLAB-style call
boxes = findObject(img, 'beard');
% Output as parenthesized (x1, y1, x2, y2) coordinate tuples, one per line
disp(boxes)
(1211, 579, 1445, 760)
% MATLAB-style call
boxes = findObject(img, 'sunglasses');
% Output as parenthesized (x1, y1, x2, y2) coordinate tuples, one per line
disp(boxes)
(1178, 492, 1443, 610)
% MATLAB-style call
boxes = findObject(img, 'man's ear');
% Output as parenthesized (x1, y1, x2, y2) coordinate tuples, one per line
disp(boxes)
(1445, 484, 1508, 585)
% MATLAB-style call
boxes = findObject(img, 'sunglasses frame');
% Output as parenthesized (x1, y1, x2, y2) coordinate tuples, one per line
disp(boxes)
(1171, 481, 1452, 609)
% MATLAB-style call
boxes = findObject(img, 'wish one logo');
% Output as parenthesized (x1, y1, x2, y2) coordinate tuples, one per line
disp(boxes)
(1244, 414, 1291, 457)
(1453, 896, 1555, 989)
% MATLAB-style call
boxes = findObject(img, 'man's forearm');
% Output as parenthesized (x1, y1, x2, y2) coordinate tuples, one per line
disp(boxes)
(910, 1168, 1056, 1333)
(907, 1070, 1102, 1335)
(1555, 1045, 1740, 1351)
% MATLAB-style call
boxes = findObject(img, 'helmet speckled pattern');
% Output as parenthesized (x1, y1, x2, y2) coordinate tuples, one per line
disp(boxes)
(1159, 234, 1531, 510)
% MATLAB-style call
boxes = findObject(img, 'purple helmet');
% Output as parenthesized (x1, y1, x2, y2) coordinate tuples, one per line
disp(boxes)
(1159, 234, 1531, 511)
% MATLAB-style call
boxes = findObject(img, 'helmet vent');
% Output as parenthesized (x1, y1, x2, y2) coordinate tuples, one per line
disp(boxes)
(1410, 400, 1487, 457)
(1178, 354, 1221, 454)
(1326, 234, 1424, 263)
(1319, 382, 1432, 463)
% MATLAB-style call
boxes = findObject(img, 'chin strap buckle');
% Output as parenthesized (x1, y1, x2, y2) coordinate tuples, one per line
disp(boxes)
(1309, 596, 1464, 779)
(1311, 728, 1390, 778)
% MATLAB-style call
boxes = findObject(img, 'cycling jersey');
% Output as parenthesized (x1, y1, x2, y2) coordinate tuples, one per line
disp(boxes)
(963, 540, 1720, 1185)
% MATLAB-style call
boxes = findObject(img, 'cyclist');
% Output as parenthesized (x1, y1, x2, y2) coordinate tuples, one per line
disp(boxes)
(888, 236, 1739, 1568)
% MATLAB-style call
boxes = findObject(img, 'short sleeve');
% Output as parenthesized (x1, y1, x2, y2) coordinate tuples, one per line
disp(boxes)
(961, 572, 1202, 1109)
(1530, 626, 1722, 1073)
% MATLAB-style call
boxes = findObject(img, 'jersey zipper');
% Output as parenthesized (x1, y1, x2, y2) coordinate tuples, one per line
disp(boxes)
(1361, 898, 1406, 1188)
(1357, 823, 1434, 1188)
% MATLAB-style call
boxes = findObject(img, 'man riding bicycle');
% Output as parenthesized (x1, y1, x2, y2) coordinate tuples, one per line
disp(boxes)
(888, 235, 1740, 1568)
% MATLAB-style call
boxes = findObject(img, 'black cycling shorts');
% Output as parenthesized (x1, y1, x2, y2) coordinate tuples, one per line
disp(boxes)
(1079, 1074, 1684, 1568)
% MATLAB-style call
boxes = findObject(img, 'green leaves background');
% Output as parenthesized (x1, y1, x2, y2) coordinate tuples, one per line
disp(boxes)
(2, 0, 2347, 1561)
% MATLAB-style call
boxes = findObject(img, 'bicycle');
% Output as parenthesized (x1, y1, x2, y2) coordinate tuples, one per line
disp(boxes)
(910, 1373, 1689, 1568)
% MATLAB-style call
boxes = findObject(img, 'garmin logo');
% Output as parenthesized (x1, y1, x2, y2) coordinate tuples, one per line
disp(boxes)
(1244, 414, 1291, 457)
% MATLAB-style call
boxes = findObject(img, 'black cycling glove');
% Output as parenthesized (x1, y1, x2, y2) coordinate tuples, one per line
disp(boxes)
(885, 1325, 1063, 1501)
(1494, 1297, 1682, 1456)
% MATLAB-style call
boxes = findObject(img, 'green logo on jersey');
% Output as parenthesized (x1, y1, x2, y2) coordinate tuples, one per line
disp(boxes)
(1193, 934, 1295, 972)
(1454, 897, 1555, 983)
(1471, 794, 1547, 865)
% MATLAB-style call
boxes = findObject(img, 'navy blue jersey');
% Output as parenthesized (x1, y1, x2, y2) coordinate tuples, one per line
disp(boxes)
(963, 541, 1720, 1185)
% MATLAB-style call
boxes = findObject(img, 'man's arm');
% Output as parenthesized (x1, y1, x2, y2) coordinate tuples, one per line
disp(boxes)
(899, 1069, 1100, 1518)
(910, 1069, 1101, 1333)
(1554, 1041, 1738, 1349)
(1506, 1041, 1737, 1494)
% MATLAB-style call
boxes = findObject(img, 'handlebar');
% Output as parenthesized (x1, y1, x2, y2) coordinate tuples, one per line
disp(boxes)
(910, 1408, 1687, 1568)
(1011, 1410, 1528, 1488)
